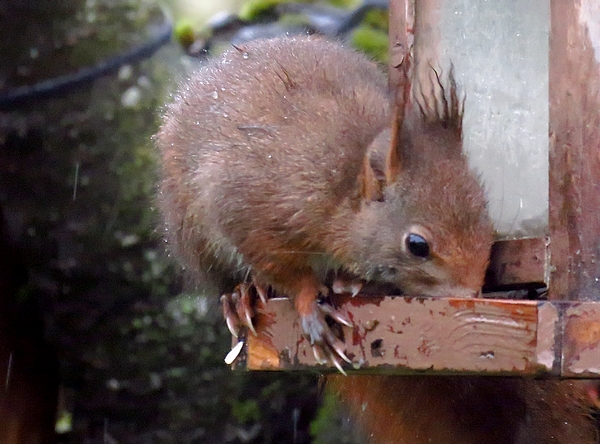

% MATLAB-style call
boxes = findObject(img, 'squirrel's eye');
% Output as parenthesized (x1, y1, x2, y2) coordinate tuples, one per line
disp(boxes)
(405, 233, 430, 259)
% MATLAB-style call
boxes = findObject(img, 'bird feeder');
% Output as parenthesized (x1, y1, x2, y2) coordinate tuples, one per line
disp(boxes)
(232, 0, 600, 378)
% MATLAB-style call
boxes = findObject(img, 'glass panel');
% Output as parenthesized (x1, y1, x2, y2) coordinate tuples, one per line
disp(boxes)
(436, 0, 549, 237)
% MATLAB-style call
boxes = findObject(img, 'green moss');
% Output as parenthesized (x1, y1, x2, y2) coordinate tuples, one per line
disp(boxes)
(231, 398, 261, 424)
(311, 389, 364, 444)
(174, 19, 196, 48)
(363, 8, 388, 31)
(239, 0, 290, 21)
(350, 25, 389, 63)
(310, 390, 338, 439)
(327, 0, 360, 8)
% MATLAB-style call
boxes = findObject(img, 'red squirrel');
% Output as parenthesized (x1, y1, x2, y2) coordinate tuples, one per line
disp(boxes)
(156, 35, 491, 362)
(155, 36, 597, 443)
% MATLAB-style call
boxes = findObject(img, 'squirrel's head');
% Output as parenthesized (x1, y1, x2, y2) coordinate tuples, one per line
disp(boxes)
(349, 61, 494, 297)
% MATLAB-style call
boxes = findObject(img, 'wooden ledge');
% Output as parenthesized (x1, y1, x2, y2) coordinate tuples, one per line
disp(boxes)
(484, 237, 548, 290)
(230, 296, 600, 378)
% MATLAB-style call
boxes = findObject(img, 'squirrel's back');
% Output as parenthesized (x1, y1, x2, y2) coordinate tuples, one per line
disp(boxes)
(156, 36, 390, 287)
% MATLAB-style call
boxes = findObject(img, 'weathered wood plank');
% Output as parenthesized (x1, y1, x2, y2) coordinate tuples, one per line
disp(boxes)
(387, 0, 413, 90)
(231, 297, 600, 377)
(232, 296, 556, 375)
(484, 238, 548, 290)
(549, 0, 600, 301)
(563, 302, 600, 377)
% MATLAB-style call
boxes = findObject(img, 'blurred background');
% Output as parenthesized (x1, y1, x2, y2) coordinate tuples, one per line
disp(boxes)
(0, 0, 387, 442)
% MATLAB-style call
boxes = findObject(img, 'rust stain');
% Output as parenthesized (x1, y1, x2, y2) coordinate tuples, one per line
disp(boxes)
(568, 318, 600, 345)
(565, 310, 600, 351)
(448, 298, 476, 310)
(563, 304, 600, 376)
(353, 320, 371, 362)
(387, 325, 404, 334)
(417, 338, 437, 357)
(255, 300, 277, 333)
(352, 324, 363, 346)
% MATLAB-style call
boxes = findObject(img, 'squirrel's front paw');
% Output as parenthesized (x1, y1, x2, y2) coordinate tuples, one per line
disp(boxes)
(221, 282, 269, 338)
(300, 298, 353, 375)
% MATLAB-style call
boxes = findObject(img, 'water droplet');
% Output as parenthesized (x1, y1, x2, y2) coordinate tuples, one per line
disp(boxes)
(242, 52, 249, 59)
(212, 91, 219, 99)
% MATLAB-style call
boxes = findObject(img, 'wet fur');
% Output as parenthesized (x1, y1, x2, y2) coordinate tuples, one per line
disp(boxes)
(156, 36, 391, 293)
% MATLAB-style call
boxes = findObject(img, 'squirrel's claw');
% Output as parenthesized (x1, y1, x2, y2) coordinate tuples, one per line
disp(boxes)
(328, 350, 349, 376)
(332, 278, 364, 297)
(300, 300, 352, 373)
(236, 283, 257, 336)
(319, 303, 353, 327)
(221, 294, 240, 337)
(255, 284, 269, 304)
(221, 282, 264, 338)
(313, 345, 348, 376)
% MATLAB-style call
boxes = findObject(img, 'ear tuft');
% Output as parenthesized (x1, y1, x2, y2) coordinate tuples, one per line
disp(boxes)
(414, 64, 464, 147)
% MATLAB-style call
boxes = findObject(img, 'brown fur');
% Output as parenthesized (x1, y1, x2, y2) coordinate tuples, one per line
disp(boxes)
(155, 36, 596, 443)
(328, 375, 597, 444)
(157, 36, 391, 297)
(156, 36, 492, 300)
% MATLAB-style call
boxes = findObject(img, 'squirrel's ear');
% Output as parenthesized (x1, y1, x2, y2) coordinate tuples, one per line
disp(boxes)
(360, 54, 411, 201)
(385, 53, 412, 183)
(361, 129, 390, 202)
